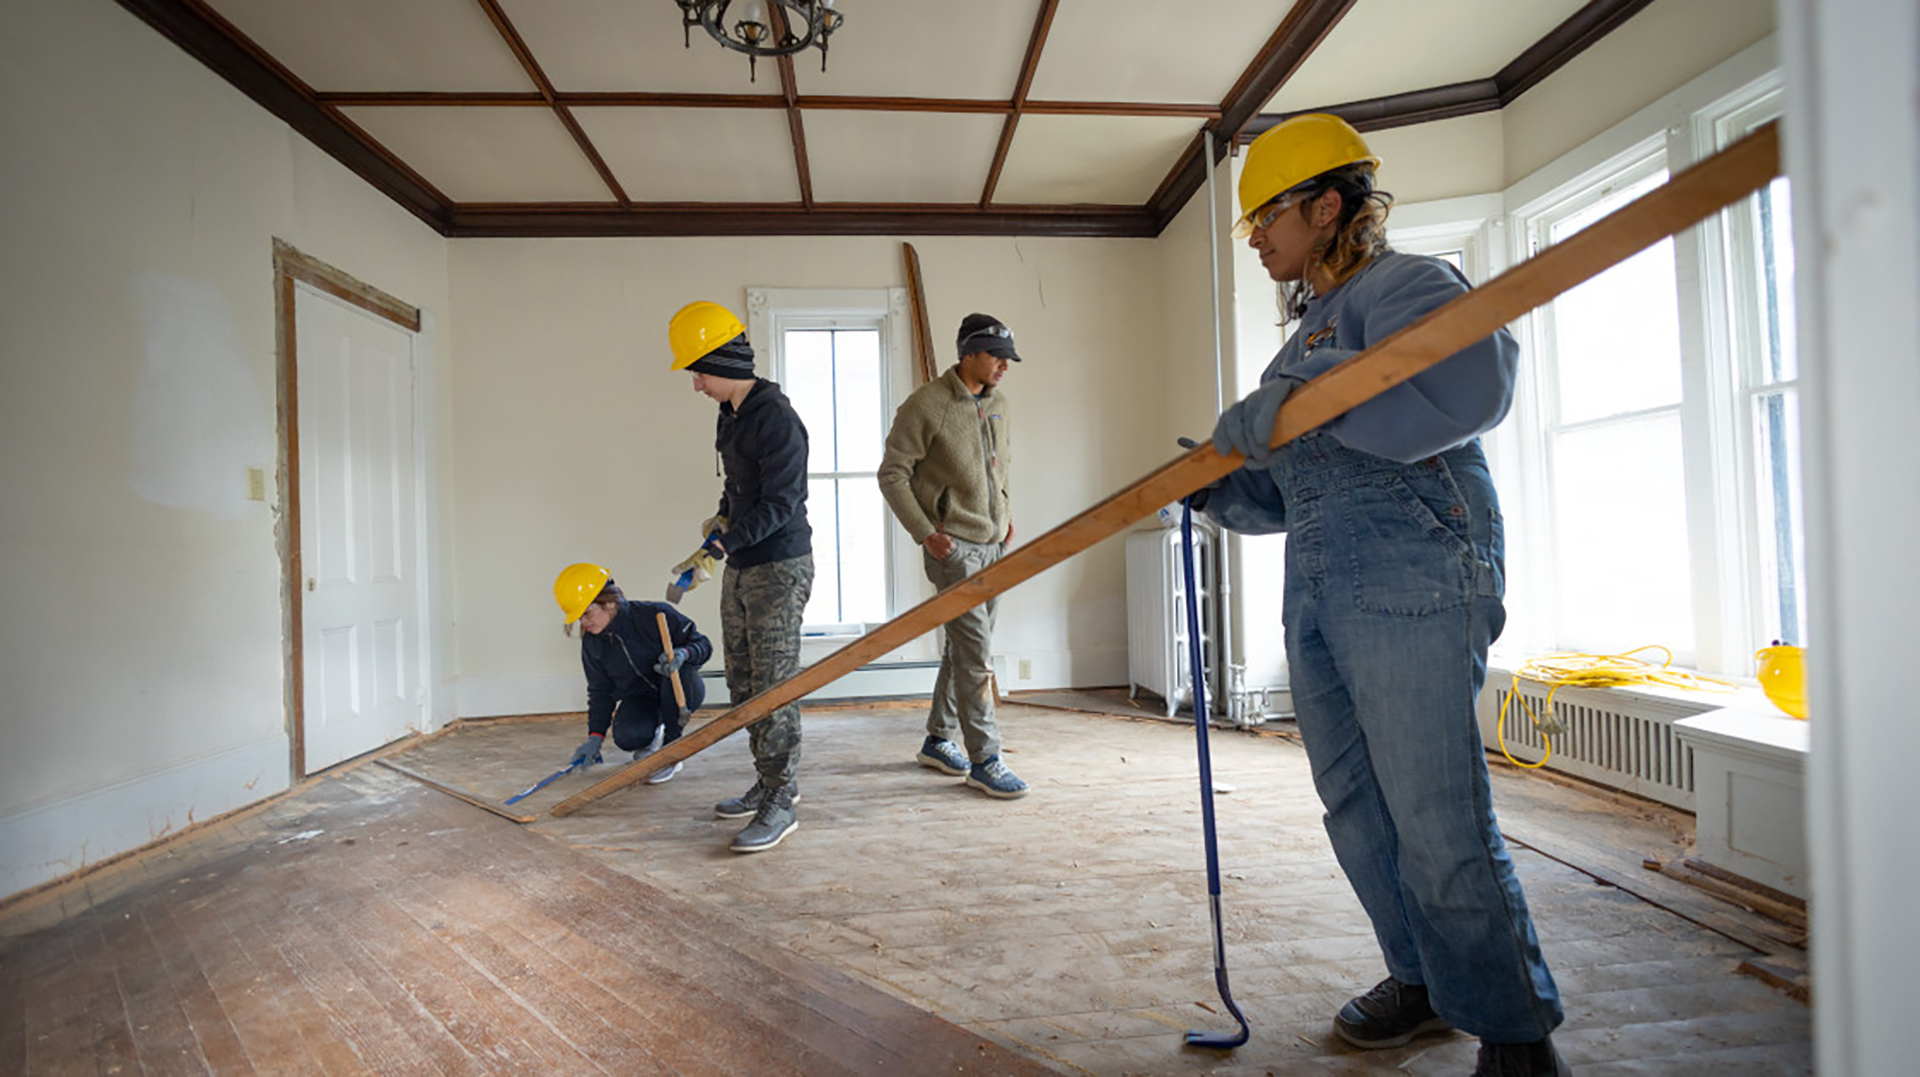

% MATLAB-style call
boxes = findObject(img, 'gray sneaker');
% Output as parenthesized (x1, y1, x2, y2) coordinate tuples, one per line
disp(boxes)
(965, 755, 1030, 799)
(645, 760, 682, 784)
(714, 781, 800, 819)
(916, 736, 969, 776)
(730, 790, 798, 854)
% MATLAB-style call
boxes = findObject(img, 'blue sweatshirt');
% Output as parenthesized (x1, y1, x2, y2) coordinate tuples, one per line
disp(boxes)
(1269, 251, 1516, 459)
(1204, 251, 1518, 533)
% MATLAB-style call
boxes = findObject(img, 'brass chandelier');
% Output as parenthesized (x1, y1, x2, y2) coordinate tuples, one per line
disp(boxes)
(674, 1, 846, 83)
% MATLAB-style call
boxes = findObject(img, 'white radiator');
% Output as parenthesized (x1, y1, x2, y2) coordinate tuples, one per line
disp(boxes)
(1126, 526, 1214, 717)
(1477, 670, 1730, 809)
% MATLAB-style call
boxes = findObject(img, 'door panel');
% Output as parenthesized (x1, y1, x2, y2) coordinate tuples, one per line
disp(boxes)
(297, 284, 421, 772)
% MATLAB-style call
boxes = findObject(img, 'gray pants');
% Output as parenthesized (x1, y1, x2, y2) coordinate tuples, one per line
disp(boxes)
(720, 554, 814, 791)
(924, 538, 1003, 762)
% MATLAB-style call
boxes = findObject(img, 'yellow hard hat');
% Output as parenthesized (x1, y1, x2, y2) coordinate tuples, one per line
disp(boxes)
(1755, 643, 1808, 719)
(553, 562, 612, 624)
(1234, 113, 1380, 237)
(668, 301, 746, 372)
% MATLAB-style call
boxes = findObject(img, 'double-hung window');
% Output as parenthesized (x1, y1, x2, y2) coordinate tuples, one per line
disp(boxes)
(1714, 91, 1804, 648)
(1524, 152, 1695, 659)
(1498, 68, 1800, 675)
(747, 288, 913, 638)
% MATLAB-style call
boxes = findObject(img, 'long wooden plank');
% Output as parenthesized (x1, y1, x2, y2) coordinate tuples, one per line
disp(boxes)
(377, 760, 539, 823)
(902, 242, 938, 386)
(553, 120, 1781, 818)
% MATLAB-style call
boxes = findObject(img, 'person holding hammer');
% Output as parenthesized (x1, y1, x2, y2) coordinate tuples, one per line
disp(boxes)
(553, 563, 711, 784)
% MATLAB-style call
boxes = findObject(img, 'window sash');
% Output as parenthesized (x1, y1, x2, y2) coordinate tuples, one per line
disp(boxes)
(748, 287, 917, 646)
(1498, 71, 1802, 674)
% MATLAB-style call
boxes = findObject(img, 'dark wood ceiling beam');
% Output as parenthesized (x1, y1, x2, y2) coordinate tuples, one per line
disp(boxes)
(1496, 0, 1657, 104)
(111, 0, 452, 232)
(316, 91, 1220, 120)
(981, 0, 1060, 208)
(1214, 0, 1357, 143)
(316, 92, 553, 107)
(766, 6, 814, 208)
(1146, 0, 1357, 232)
(1238, 79, 1502, 142)
(474, 0, 628, 204)
(447, 203, 1156, 239)
(1233, 1, 1654, 147)
(1024, 101, 1220, 119)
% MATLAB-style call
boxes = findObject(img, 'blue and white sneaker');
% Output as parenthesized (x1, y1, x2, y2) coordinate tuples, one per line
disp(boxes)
(916, 736, 969, 776)
(965, 754, 1029, 799)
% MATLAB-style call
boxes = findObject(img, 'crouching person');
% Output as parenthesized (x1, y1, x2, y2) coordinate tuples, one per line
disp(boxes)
(554, 563, 712, 784)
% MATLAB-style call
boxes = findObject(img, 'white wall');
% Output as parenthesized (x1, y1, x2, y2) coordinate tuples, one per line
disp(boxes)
(447, 233, 1170, 715)
(1503, 0, 1776, 182)
(0, 0, 452, 899)
(1778, 0, 1920, 1072)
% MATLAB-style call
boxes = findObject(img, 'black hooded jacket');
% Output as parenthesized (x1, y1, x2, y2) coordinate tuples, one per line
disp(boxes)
(580, 600, 713, 736)
(714, 379, 813, 567)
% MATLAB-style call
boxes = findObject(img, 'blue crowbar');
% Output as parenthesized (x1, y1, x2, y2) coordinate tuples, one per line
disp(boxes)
(1181, 497, 1252, 1050)
(503, 759, 591, 805)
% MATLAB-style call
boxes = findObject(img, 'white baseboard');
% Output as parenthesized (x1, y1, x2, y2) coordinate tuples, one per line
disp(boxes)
(0, 735, 291, 901)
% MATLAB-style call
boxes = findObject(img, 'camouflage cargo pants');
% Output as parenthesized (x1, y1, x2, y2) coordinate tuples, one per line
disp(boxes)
(719, 554, 814, 791)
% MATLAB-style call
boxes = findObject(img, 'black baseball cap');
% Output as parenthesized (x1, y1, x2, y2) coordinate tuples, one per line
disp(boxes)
(955, 313, 1021, 361)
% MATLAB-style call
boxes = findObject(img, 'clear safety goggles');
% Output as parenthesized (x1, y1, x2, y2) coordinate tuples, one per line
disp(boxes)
(1232, 186, 1313, 239)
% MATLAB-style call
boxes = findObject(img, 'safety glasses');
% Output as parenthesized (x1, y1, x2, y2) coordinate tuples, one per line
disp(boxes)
(1232, 186, 1313, 239)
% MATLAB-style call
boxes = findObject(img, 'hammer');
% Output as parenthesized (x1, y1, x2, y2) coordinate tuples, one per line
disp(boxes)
(655, 610, 691, 730)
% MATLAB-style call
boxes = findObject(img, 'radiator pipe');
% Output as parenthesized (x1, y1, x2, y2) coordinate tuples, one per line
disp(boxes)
(1204, 130, 1236, 724)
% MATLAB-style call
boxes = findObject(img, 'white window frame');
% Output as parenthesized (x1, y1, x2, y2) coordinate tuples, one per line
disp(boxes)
(1387, 192, 1506, 284)
(1698, 76, 1801, 653)
(746, 287, 927, 658)
(1496, 37, 1794, 676)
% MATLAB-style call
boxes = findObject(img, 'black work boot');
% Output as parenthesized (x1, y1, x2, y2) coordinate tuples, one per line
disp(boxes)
(1472, 1035, 1571, 1075)
(713, 781, 799, 819)
(1333, 976, 1454, 1049)
(729, 785, 798, 854)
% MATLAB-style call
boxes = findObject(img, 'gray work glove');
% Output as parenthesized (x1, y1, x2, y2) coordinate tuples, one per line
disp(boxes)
(1176, 437, 1224, 510)
(1211, 374, 1304, 466)
(569, 734, 605, 767)
(653, 647, 689, 675)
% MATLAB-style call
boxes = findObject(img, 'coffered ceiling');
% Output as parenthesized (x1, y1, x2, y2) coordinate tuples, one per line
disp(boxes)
(115, 0, 1654, 237)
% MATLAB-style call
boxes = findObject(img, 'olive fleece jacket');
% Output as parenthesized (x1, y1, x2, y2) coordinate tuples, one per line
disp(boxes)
(877, 366, 1012, 545)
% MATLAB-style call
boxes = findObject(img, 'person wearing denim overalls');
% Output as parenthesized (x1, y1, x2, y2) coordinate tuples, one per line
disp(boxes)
(1201, 114, 1570, 1077)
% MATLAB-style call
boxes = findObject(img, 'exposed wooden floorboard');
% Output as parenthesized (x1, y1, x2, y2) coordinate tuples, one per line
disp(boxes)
(3, 702, 1808, 1074)
(1, 762, 1056, 1076)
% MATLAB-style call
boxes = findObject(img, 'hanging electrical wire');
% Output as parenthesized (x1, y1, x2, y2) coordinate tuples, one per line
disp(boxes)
(1496, 645, 1738, 769)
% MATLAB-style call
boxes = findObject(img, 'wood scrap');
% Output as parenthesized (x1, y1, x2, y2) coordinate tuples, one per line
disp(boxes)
(377, 759, 539, 824)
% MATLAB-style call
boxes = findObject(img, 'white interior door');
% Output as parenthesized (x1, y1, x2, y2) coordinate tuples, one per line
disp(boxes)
(296, 283, 422, 772)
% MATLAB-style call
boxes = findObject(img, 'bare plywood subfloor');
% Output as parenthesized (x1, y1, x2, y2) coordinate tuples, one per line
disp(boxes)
(385, 704, 1812, 1075)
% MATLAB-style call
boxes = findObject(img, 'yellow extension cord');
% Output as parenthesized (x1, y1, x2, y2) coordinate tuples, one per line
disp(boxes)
(1496, 645, 1738, 769)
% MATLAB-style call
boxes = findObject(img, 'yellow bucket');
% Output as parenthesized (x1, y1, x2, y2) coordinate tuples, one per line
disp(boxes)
(1755, 644, 1808, 719)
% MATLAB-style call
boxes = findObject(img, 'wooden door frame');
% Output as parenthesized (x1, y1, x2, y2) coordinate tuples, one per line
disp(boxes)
(273, 240, 422, 778)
